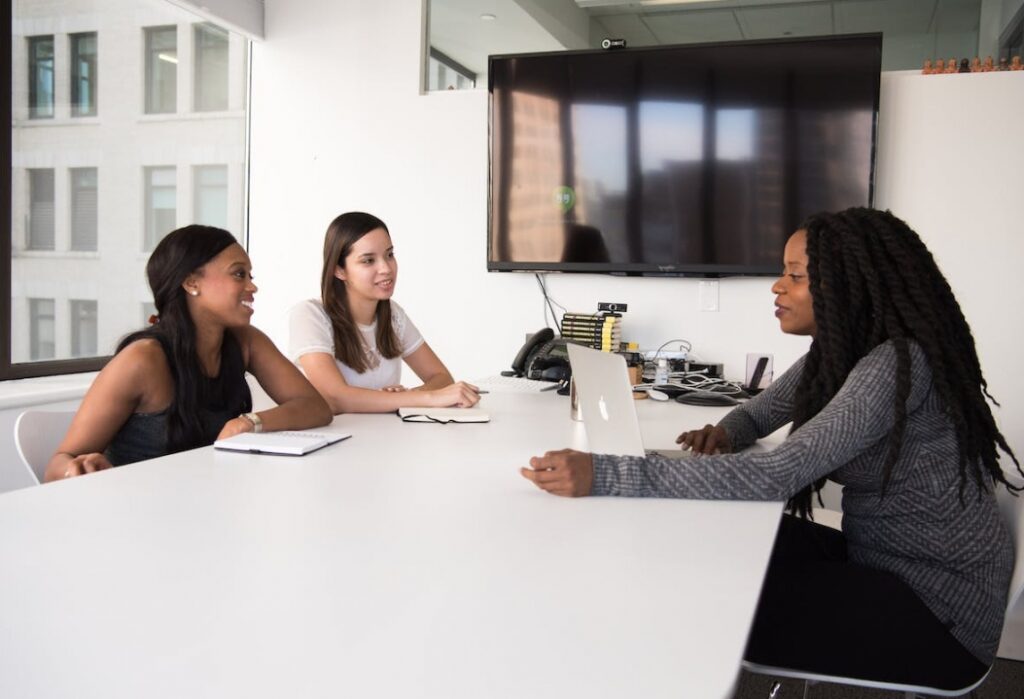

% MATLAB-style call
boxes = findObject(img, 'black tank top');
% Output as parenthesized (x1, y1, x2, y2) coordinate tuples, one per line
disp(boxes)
(104, 335, 252, 466)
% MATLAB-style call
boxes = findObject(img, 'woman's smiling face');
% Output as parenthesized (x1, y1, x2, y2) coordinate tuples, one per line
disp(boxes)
(186, 243, 257, 328)
(335, 227, 397, 308)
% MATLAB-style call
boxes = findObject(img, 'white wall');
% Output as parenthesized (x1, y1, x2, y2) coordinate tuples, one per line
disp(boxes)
(873, 69, 1024, 479)
(248, 0, 812, 392)
(249, 2, 1023, 467)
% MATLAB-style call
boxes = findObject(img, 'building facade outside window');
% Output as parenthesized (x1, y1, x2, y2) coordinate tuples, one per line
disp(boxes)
(70, 167, 99, 251)
(70, 32, 98, 117)
(194, 23, 228, 111)
(29, 299, 56, 361)
(70, 299, 99, 357)
(193, 165, 228, 229)
(145, 25, 177, 114)
(7, 0, 249, 377)
(28, 169, 56, 250)
(28, 35, 54, 118)
(145, 166, 177, 251)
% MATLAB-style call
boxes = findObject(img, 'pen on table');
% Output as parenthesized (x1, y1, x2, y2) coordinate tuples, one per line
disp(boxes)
(476, 389, 489, 394)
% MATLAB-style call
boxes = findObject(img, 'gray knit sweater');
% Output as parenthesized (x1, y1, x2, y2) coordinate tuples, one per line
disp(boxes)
(592, 341, 1012, 664)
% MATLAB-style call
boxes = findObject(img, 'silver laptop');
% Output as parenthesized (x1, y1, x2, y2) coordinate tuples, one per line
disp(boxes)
(567, 344, 688, 459)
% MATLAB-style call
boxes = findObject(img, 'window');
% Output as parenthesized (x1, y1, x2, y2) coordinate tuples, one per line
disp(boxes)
(193, 165, 228, 228)
(7, 4, 248, 378)
(70, 300, 98, 357)
(29, 299, 56, 361)
(28, 169, 55, 250)
(145, 166, 177, 250)
(28, 35, 54, 118)
(70, 32, 98, 117)
(145, 26, 177, 114)
(70, 168, 98, 251)
(427, 48, 476, 91)
(194, 23, 228, 111)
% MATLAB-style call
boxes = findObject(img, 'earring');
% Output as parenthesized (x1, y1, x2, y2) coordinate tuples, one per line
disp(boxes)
(189, 290, 199, 297)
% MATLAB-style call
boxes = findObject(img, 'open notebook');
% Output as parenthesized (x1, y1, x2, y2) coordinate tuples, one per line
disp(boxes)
(214, 430, 351, 456)
(397, 408, 490, 424)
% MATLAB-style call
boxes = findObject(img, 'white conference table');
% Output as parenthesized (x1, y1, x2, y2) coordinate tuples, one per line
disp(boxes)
(0, 390, 784, 699)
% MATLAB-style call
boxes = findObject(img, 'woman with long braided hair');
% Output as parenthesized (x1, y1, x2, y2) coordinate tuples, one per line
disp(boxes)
(522, 208, 1021, 688)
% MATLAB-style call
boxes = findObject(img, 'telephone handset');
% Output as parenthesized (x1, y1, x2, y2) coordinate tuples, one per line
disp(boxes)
(509, 327, 554, 377)
(508, 328, 571, 382)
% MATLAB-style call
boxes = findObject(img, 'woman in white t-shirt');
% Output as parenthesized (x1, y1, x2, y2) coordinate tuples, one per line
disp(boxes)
(289, 211, 480, 413)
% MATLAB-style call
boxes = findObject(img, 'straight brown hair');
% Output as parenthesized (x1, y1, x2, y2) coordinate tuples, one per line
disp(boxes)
(320, 212, 401, 373)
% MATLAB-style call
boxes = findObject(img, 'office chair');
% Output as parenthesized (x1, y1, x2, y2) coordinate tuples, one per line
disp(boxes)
(744, 487, 1024, 698)
(13, 410, 76, 485)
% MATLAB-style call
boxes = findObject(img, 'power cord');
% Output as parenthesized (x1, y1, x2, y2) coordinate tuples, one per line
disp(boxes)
(535, 273, 568, 331)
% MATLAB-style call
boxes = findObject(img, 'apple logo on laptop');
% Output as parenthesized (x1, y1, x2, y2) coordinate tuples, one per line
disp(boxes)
(598, 395, 610, 421)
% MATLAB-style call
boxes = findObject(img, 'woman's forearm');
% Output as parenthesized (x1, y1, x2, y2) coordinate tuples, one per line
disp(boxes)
(414, 370, 454, 392)
(257, 395, 333, 431)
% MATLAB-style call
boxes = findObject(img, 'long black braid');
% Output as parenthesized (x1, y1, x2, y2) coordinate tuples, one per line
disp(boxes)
(787, 208, 1021, 518)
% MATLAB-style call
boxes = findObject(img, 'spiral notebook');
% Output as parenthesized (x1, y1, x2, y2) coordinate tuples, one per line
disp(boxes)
(214, 430, 351, 456)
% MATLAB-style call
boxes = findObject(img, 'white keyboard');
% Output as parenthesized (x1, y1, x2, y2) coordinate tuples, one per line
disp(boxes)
(474, 375, 561, 394)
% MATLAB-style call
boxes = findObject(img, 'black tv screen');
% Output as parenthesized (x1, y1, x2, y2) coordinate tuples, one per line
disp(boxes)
(488, 34, 881, 276)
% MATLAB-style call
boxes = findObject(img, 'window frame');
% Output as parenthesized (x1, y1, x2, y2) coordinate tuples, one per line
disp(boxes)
(28, 298, 56, 361)
(70, 166, 99, 251)
(70, 31, 98, 117)
(28, 34, 55, 119)
(27, 168, 56, 251)
(193, 22, 229, 112)
(144, 165, 177, 251)
(2, 10, 252, 381)
(427, 47, 477, 91)
(69, 298, 99, 358)
(2, 10, 104, 378)
(193, 164, 229, 228)
(144, 25, 178, 115)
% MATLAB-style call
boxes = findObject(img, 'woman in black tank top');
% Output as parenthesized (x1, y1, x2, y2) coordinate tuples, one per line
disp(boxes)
(45, 225, 331, 479)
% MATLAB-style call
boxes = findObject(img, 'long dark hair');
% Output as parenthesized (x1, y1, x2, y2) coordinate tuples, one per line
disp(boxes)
(320, 211, 401, 373)
(118, 225, 250, 453)
(788, 208, 1021, 517)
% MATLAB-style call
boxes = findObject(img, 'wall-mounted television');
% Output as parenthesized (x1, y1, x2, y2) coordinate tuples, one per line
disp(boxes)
(488, 34, 881, 277)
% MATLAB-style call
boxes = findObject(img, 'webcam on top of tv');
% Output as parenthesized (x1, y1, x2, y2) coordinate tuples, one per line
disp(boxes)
(601, 38, 627, 50)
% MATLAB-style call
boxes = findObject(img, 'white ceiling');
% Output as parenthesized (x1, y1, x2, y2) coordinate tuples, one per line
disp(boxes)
(430, 0, 982, 77)
(430, 0, 566, 76)
(586, 0, 979, 45)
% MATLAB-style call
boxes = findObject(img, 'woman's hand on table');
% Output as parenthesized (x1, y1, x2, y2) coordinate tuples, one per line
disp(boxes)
(61, 452, 113, 478)
(216, 416, 255, 441)
(677, 424, 731, 454)
(521, 449, 593, 497)
(427, 381, 481, 408)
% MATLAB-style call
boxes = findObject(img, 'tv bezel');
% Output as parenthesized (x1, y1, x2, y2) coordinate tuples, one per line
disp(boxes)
(486, 33, 882, 278)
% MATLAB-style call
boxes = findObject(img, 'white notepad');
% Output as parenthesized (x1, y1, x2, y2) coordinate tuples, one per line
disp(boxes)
(397, 408, 490, 424)
(214, 430, 351, 456)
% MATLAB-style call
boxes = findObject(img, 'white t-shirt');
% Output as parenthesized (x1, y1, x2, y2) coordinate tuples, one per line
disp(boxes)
(288, 299, 425, 390)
